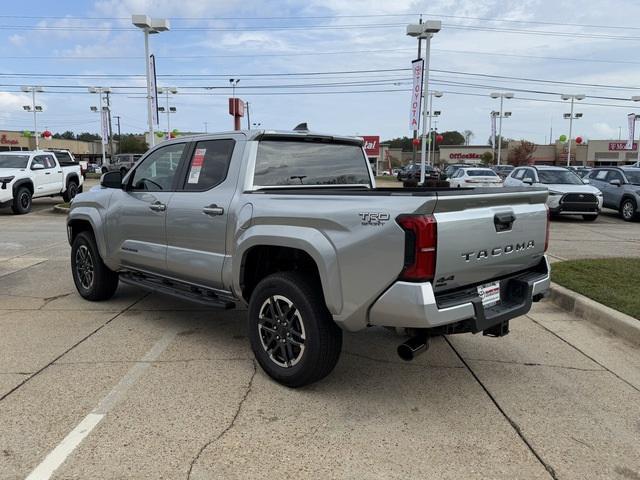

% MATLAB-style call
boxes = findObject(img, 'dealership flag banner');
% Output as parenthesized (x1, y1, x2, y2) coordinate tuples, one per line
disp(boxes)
(491, 113, 497, 143)
(149, 54, 159, 126)
(101, 109, 110, 144)
(409, 59, 424, 131)
(627, 113, 636, 150)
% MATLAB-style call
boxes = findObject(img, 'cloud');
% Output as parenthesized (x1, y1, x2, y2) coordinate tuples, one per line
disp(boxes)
(592, 122, 619, 139)
(9, 34, 25, 47)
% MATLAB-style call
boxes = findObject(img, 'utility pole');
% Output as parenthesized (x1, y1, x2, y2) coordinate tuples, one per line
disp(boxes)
(203, 121, 208, 133)
(246, 102, 251, 129)
(114, 115, 121, 154)
(106, 91, 114, 161)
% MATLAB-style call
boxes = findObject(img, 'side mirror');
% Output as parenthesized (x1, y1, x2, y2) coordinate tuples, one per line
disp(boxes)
(101, 170, 123, 189)
(31, 163, 45, 170)
(582, 178, 590, 184)
(523, 177, 534, 185)
(609, 179, 622, 187)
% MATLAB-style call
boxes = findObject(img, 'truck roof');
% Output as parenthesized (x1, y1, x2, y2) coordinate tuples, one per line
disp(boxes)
(166, 129, 364, 146)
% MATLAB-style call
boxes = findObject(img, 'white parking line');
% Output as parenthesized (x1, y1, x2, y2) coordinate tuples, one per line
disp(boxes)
(25, 328, 179, 480)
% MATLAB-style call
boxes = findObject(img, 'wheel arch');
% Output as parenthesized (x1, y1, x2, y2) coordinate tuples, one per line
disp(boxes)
(67, 211, 109, 263)
(233, 227, 343, 315)
(12, 178, 33, 197)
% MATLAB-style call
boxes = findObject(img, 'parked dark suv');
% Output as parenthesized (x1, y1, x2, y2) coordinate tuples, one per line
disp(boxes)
(587, 167, 640, 221)
(397, 163, 438, 183)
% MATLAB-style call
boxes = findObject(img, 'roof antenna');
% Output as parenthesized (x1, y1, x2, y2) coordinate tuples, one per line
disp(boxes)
(293, 122, 309, 131)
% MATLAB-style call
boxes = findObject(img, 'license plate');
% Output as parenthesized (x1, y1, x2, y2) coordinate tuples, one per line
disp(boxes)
(477, 281, 501, 308)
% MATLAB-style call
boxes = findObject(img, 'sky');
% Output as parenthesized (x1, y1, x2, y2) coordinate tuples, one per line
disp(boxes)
(2, 0, 640, 144)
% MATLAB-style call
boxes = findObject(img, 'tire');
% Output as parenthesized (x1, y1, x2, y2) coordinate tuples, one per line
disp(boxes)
(62, 180, 79, 202)
(11, 186, 32, 214)
(71, 231, 119, 301)
(620, 198, 637, 222)
(248, 271, 342, 388)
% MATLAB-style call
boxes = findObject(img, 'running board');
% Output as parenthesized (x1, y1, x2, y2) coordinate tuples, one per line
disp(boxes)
(119, 271, 236, 309)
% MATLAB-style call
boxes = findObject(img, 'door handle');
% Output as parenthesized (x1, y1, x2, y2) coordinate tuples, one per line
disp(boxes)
(45, 172, 51, 175)
(202, 204, 224, 216)
(149, 201, 167, 212)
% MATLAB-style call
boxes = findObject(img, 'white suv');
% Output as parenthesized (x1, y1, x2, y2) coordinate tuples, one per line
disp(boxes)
(504, 165, 602, 220)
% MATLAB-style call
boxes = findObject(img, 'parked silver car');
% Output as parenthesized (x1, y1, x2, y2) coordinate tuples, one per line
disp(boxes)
(101, 153, 142, 175)
(586, 167, 640, 221)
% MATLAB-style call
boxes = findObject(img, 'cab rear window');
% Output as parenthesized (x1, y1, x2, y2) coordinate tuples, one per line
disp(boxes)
(253, 140, 370, 187)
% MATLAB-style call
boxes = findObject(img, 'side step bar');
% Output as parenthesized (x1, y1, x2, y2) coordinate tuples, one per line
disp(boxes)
(120, 271, 236, 309)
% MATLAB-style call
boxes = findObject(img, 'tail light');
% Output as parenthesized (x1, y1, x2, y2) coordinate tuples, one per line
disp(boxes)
(544, 204, 550, 252)
(396, 214, 437, 282)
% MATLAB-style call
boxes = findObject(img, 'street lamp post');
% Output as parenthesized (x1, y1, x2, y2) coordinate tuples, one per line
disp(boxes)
(407, 20, 441, 184)
(561, 94, 585, 166)
(426, 91, 443, 168)
(157, 87, 177, 138)
(89, 87, 111, 167)
(132, 15, 170, 148)
(490, 92, 514, 165)
(631, 96, 640, 164)
(157, 106, 177, 138)
(21, 86, 44, 150)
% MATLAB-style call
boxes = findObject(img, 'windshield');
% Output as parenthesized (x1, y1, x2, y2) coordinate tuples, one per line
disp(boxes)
(467, 169, 498, 177)
(624, 170, 640, 184)
(254, 140, 371, 187)
(0, 155, 29, 168)
(537, 170, 584, 185)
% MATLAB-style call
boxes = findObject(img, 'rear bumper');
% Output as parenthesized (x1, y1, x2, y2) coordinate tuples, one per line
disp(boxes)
(368, 256, 550, 332)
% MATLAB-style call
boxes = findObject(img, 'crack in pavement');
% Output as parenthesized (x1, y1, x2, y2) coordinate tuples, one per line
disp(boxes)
(186, 359, 257, 480)
(527, 315, 640, 394)
(444, 336, 559, 480)
(342, 350, 464, 369)
(0, 292, 151, 403)
(39, 292, 72, 309)
(464, 357, 607, 372)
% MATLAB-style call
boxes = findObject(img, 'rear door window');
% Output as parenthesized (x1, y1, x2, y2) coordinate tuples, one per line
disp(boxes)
(254, 139, 370, 187)
(607, 170, 624, 183)
(182, 139, 235, 191)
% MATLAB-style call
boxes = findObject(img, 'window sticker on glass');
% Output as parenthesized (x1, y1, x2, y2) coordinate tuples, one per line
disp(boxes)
(188, 148, 206, 184)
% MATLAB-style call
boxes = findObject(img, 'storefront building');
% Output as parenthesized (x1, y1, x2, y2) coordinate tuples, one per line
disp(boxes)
(0, 129, 116, 163)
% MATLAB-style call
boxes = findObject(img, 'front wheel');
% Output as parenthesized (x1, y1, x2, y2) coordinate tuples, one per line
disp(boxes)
(621, 198, 637, 222)
(71, 231, 119, 301)
(582, 214, 598, 221)
(11, 186, 32, 214)
(248, 272, 342, 388)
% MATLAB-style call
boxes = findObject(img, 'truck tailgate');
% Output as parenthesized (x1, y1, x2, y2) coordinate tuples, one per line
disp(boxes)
(432, 189, 548, 292)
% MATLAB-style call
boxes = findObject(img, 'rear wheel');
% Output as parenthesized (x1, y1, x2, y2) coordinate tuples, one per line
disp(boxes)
(582, 214, 598, 221)
(621, 198, 637, 222)
(248, 271, 342, 387)
(11, 186, 32, 214)
(62, 180, 79, 202)
(71, 231, 119, 301)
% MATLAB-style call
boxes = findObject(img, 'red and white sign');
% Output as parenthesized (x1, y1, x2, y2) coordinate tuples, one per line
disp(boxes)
(449, 153, 481, 160)
(362, 136, 379, 156)
(0, 134, 18, 145)
(609, 141, 637, 151)
(409, 59, 423, 131)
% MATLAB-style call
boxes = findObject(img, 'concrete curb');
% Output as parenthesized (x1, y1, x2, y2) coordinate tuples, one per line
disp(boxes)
(549, 282, 640, 345)
(52, 205, 69, 214)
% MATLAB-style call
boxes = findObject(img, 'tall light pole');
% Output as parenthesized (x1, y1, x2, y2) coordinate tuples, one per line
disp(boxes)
(89, 87, 111, 167)
(426, 91, 443, 168)
(561, 94, 585, 166)
(157, 86, 177, 138)
(407, 20, 441, 184)
(490, 92, 514, 165)
(21, 86, 44, 150)
(631, 96, 640, 164)
(132, 15, 170, 148)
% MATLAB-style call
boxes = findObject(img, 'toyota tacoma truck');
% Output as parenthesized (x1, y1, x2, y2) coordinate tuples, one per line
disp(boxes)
(0, 150, 83, 214)
(67, 129, 550, 387)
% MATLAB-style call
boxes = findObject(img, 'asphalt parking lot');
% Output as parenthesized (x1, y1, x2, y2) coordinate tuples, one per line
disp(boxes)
(1, 192, 639, 479)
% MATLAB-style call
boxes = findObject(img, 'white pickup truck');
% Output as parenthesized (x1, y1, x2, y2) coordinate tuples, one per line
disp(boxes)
(0, 151, 83, 214)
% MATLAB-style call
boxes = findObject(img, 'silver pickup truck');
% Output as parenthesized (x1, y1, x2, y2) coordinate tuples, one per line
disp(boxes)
(67, 129, 550, 387)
